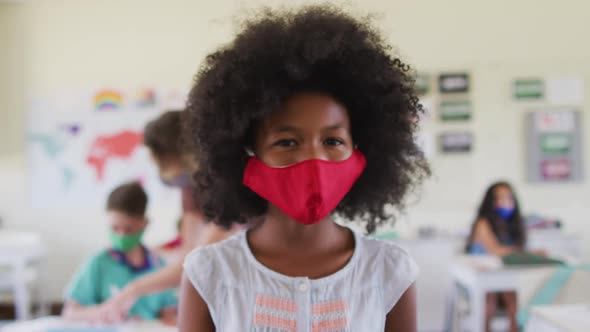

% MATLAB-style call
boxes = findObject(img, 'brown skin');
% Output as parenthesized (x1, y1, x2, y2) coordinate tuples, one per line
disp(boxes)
(179, 93, 417, 332)
(485, 292, 518, 332)
(472, 220, 519, 257)
(63, 212, 177, 325)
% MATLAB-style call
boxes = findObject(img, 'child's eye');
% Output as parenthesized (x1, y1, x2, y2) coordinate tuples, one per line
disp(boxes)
(324, 138, 345, 146)
(273, 139, 297, 147)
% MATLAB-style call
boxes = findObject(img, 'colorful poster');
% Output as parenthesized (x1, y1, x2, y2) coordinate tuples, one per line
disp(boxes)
(526, 109, 583, 183)
(26, 88, 187, 208)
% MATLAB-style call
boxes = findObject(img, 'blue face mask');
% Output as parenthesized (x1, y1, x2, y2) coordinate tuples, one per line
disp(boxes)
(495, 206, 515, 220)
(161, 173, 192, 188)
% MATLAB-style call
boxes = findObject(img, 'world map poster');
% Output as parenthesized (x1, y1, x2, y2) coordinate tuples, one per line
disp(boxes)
(26, 87, 188, 207)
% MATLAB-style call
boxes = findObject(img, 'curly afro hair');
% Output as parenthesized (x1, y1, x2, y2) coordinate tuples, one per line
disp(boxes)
(186, 5, 430, 233)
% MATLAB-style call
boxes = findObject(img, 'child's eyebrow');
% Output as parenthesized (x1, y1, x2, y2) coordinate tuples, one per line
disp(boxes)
(270, 124, 346, 133)
(271, 125, 299, 133)
(322, 124, 346, 131)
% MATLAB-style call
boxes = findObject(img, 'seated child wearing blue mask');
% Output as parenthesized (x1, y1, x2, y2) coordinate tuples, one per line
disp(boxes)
(465, 181, 545, 332)
(62, 182, 177, 324)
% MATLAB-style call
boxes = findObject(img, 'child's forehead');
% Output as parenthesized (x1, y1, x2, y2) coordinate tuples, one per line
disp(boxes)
(494, 186, 513, 197)
(257, 93, 350, 131)
(106, 210, 143, 224)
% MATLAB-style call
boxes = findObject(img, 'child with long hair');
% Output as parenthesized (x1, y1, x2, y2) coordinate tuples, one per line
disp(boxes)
(466, 181, 531, 332)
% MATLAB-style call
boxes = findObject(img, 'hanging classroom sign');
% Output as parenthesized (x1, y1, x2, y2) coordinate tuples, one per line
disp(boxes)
(438, 73, 469, 93)
(439, 99, 471, 121)
(540, 133, 572, 154)
(540, 159, 572, 180)
(525, 109, 583, 183)
(438, 131, 473, 153)
(514, 79, 544, 100)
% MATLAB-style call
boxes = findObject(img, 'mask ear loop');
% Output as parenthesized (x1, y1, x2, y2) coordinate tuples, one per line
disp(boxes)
(244, 147, 255, 157)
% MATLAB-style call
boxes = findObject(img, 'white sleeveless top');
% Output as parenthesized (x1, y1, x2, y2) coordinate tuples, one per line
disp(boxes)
(183, 230, 419, 332)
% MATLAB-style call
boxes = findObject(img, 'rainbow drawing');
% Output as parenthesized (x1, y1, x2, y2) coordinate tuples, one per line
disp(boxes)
(94, 90, 124, 111)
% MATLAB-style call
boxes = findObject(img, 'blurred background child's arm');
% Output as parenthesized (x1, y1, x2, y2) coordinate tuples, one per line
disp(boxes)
(61, 300, 102, 322)
(473, 219, 520, 256)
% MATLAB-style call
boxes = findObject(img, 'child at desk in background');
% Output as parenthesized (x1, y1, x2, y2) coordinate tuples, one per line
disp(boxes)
(466, 181, 534, 332)
(62, 182, 177, 325)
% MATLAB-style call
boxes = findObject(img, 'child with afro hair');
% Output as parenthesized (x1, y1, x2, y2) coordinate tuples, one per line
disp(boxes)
(180, 5, 429, 331)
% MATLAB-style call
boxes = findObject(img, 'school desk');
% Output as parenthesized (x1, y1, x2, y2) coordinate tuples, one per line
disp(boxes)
(0, 230, 48, 320)
(450, 255, 558, 332)
(525, 304, 590, 332)
(0, 316, 177, 332)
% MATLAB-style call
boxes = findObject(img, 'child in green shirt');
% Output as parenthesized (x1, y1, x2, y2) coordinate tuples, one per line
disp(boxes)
(62, 182, 177, 324)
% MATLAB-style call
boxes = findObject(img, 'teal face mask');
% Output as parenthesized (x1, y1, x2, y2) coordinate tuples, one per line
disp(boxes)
(109, 230, 144, 252)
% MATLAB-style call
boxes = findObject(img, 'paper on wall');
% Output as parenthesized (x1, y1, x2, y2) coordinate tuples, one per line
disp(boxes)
(546, 78, 584, 105)
(415, 131, 435, 159)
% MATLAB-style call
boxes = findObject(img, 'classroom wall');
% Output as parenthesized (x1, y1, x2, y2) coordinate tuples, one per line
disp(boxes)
(0, 2, 25, 157)
(1, 0, 590, 301)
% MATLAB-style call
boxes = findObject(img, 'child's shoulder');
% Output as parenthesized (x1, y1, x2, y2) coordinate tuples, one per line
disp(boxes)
(183, 232, 246, 296)
(358, 233, 410, 255)
(88, 249, 115, 263)
(73, 249, 116, 271)
(356, 234, 420, 311)
(184, 232, 245, 272)
(356, 233, 418, 274)
(187, 230, 243, 257)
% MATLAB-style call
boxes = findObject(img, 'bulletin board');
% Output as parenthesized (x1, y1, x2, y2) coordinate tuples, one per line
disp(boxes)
(526, 109, 584, 183)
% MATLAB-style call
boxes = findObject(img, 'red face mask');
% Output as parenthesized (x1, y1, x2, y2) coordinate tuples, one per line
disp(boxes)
(243, 150, 367, 225)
